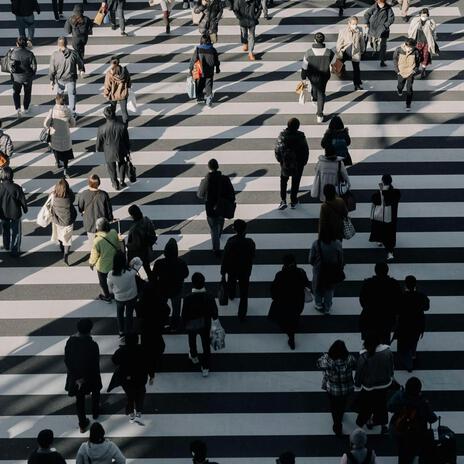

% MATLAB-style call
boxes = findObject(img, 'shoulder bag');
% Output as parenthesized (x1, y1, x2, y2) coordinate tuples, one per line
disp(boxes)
(371, 188, 392, 223)
(337, 161, 356, 212)
(0, 150, 9, 169)
(36, 194, 54, 228)
(191, 48, 203, 80)
(39, 108, 54, 144)
(325, 202, 356, 240)
(126, 154, 137, 183)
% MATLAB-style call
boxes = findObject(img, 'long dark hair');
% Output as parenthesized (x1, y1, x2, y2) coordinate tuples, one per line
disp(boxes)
(363, 332, 381, 357)
(54, 178, 72, 198)
(328, 116, 345, 133)
(328, 340, 349, 361)
(112, 251, 129, 276)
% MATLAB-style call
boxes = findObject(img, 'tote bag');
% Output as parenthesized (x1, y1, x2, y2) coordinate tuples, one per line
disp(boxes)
(127, 91, 138, 114)
(36, 194, 53, 228)
(371, 189, 392, 223)
(186, 75, 196, 99)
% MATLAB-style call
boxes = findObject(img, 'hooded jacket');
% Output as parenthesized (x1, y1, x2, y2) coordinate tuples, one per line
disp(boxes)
(0, 130, 14, 157)
(231, 0, 262, 27)
(48, 47, 84, 83)
(103, 65, 131, 101)
(0, 180, 27, 220)
(11, 0, 40, 16)
(301, 43, 334, 81)
(44, 104, 76, 152)
(64, 5, 93, 42)
(354, 344, 394, 391)
(10, 46, 37, 83)
(152, 238, 189, 298)
(393, 44, 420, 78)
(274, 127, 309, 177)
(76, 440, 125, 464)
(195, 0, 223, 34)
(364, 2, 395, 39)
(311, 155, 350, 201)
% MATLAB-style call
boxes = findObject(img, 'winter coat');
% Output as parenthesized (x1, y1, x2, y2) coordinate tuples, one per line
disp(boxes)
(77, 189, 113, 233)
(44, 104, 76, 152)
(50, 192, 77, 227)
(11, 0, 40, 16)
(354, 344, 394, 391)
(319, 197, 348, 242)
(393, 44, 421, 78)
(231, 0, 262, 27)
(10, 46, 37, 83)
(197, 170, 236, 218)
(274, 128, 309, 177)
(195, 0, 223, 35)
(408, 17, 438, 54)
(89, 229, 121, 273)
(107, 268, 138, 302)
(64, 334, 102, 396)
(48, 47, 84, 83)
(76, 440, 125, 464)
(96, 119, 130, 163)
(311, 155, 350, 201)
(152, 238, 189, 298)
(0, 130, 14, 158)
(27, 449, 66, 464)
(182, 289, 219, 327)
(364, 3, 394, 38)
(64, 14, 93, 42)
(221, 233, 256, 276)
(110, 344, 148, 389)
(126, 217, 157, 262)
(371, 186, 401, 223)
(336, 25, 366, 62)
(0, 180, 27, 220)
(321, 128, 351, 159)
(301, 44, 334, 81)
(309, 239, 344, 292)
(189, 44, 220, 78)
(103, 65, 131, 101)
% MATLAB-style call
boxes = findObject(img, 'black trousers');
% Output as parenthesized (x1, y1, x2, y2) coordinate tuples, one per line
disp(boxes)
(75, 390, 100, 426)
(328, 393, 348, 427)
(280, 166, 303, 204)
(356, 387, 389, 427)
(397, 74, 414, 106)
(12, 80, 32, 110)
(110, 3, 125, 32)
(341, 54, 362, 86)
(188, 328, 211, 368)
(227, 273, 250, 318)
(122, 383, 145, 414)
(97, 271, 110, 297)
(110, 99, 129, 124)
(196, 76, 214, 100)
(309, 78, 328, 117)
(107, 160, 127, 187)
(72, 37, 87, 61)
(52, 0, 63, 19)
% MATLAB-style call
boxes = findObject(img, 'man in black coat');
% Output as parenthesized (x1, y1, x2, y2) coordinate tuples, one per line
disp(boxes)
(231, 0, 262, 61)
(0, 167, 28, 257)
(64, 318, 102, 433)
(221, 219, 255, 321)
(96, 106, 130, 190)
(11, 0, 40, 47)
(274, 117, 309, 210)
(359, 262, 402, 344)
(27, 429, 66, 464)
(9, 36, 37, 117)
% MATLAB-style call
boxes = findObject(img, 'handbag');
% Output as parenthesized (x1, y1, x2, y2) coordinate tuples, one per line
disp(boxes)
(127, 91, 137, 114)
(36, 194, 53, 228)
(371, 189, 392, 223)
(218, 276, 228, 305)
(192, 51, 203, 80)
(127, 155, 137, 183)
(94, 4, 107, 25)
(304, 287, 313, 303)
(341, 190, 356, 212)
(0, 151, 9, 169)
(210, 319, 226, 351)
(298, 90, 306, 105)
(0, 49, 14, 73)
(342, 216, 356, 240)
(295, 80, 307, 95)
(192, 10, 205, 25)
(185, 317, 206, 332)
(210, 32, 217, 44)
(186, 75, 196, 99)
(331, 58, 345, 77)
(39, 108, 54, 144)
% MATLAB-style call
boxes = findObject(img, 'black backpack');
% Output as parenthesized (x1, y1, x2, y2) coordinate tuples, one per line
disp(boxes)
(346, 449, 373, 464)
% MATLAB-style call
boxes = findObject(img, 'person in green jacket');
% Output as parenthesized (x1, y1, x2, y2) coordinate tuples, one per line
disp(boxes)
(89, 217, 121, 302)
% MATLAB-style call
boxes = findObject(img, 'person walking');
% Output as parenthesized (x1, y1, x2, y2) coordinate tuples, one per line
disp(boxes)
(0, 121, 14, 163)
(78, 174, 113, 243)
(194, 0, 223, 43)
(197, 158, 236, 256)
(9, 36, 37, 118)
(107, 252, 140, 340)
(231, 0, 262, 61)
(49, 36, 85, 117)
(336, 16, 365, 91)
(76, 422, 126, 464)
(397, 0, 410, 22)
(393, 275, 430, 372)
(108, 0, 127, 36)
(311, 152, 350, 202)
(408, 8, 438, 79)
(317, 340, 357, 436)
(268, 254, 311, 350)
(301, 32, 334, 123)
(340, 429, 377, 463)
(0, 167, 27, 257)
(89, 217, 121, 302)
(52, 0, 65, 21)
(364, 0, 395, 67)
(44, 94, 76, 177)
(189, 35, 220, 108)
(388, 377, 438, 464)
(394, 38, 420, 111)
(103, 56, 131, 125)
(153, 0, 174, 34)
(96, 106, 130, 190)
(126, 204, 157, 277)
(28, 429, 66, 464)
(49, 178, 77, 265)
(359, 262, 401, 344)
(64, 4, 93, 61)
(182, 272, 219, 377)
(354, 332, 395, 434)
(321, 116, 352, 166)
(109, 333, 148, 422)
(11, 0, 40, 47)
(65, 318, 102, 433)
(221, 219, 255, 321)
(369, 174, 401, 260)
(319, 184, 348, 242)
(261, 0, 270, 20)
(309, 231, 344, 314)
(152, 237, 189, 330)
(274, 117, 309, 210)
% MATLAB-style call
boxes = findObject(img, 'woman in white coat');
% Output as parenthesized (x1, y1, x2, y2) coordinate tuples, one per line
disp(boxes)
(311, 154, 350, 202)
(408, 8, 438, 78)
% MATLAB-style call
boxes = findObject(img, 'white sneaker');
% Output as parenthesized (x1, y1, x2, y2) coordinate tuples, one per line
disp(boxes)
(135, 412, 142, 419)
(387, 252, 394, 261)
(22, 107, 31, 115)
(317, 115, 324, 123)
(148, 376, 154, 385)
(201, 368, 209, 377)
(377, 242, 383, 247)
(182, 1, 188, 7)
(189, 353, 199, 364)
(129, 413, 135, 423)
(16, 109, 21, 119)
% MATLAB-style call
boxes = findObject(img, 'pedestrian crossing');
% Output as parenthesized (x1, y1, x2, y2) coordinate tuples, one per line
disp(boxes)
(0, 0, 464, 461)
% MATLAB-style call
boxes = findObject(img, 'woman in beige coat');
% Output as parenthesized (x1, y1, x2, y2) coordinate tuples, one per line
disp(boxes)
(44, 94, 76, 178)
(311, 154, 350, 202)
(336, 16, 366, 90)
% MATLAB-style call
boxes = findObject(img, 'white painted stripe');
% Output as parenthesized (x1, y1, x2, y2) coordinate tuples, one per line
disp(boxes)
(1, 332, 463, 356)
(0, 370, 460, 395)
(6, 232, 464, 254)
(0, 296, 459, 319)
(10, 148, 464, 167)
(0, 412, 462, 438)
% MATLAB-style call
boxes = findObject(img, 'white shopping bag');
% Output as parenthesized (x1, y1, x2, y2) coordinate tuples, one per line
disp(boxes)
(186, 75, 196, 99)
(127, 91, 138, 114)
(298, 90, 306, 105)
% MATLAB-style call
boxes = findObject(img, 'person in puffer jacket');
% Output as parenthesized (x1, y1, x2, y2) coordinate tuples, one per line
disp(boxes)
(103, 56, 131, 124)
(76, 422, 125, 464)
(189, 34, 220, 107)
(393, 38, 420, 111)
(0, 121, 14, 160)
(64, 4, 93, 60)
(231, 0, 262, 60)
(194, 0, 223, 43)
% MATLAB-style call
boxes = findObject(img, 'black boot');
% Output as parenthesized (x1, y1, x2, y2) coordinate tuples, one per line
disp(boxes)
(163, 11, 170, 34)
(63, 246, 70, 266)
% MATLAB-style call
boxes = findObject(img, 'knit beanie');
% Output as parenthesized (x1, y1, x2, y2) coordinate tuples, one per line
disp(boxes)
(350, 428, 367, 449)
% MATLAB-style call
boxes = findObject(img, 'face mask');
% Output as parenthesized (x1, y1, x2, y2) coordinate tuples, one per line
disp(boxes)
(350, 24, 358, 30)
(420, 15, 428, 20)
(378, 2, 385, 6)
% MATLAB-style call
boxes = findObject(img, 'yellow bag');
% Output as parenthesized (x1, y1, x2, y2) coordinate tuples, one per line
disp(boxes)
(295, 80, 307, 95)
(94, 5, 107, 25)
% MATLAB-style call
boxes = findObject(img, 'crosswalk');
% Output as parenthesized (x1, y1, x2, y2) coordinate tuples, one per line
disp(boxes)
(0, 0, 463, 461)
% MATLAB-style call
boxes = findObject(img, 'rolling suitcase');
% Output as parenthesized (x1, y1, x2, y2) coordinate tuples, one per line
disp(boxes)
(431, 416, 457, 464)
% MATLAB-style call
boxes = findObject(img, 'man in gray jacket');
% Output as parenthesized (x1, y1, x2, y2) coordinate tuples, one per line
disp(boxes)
(48, 36, 84, 117)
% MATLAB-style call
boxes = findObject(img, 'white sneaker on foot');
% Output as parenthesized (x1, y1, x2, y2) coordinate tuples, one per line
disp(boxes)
(189, 353, 199, 364)
(317, 115, 324, 123)
(278, 201, 287, 210)
(22, 107, 31, 115)
(387, 252, 394, 261)
(135, 412, 142, 419)
(201, 368, 209, 377)
(129, 413, 135, 423)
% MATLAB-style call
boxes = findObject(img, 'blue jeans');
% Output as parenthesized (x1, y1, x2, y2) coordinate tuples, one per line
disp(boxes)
(2, 218, 22, 255)
(109, 3, 125, 32)
(314, 286, 335, 311)
(207, 215, 224, 252)
(16, 15, 35, 40)
(56, 80, 77, 112)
